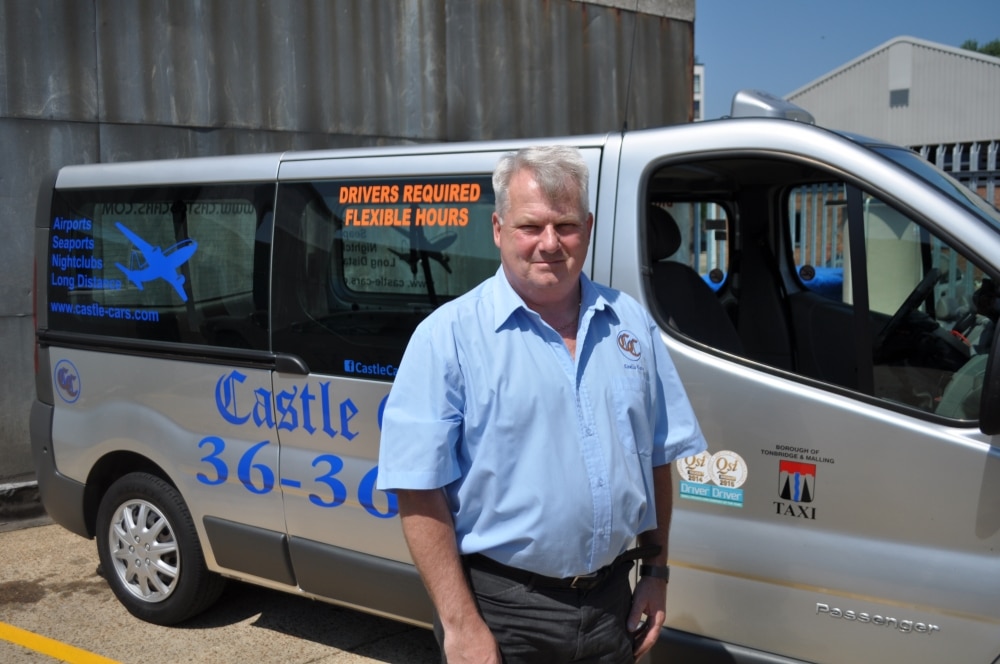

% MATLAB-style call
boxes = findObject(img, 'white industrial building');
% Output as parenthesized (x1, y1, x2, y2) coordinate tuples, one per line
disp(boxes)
(787, 36, 1000, 207)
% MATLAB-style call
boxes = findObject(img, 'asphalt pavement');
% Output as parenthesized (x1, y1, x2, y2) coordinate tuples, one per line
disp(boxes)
(0, 500, 440, 664)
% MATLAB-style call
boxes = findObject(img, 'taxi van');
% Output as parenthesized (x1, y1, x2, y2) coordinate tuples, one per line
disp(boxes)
(31, 91, 1000, 663)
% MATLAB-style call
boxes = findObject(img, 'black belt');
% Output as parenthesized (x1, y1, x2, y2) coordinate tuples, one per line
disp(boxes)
(464, 545, 660, 591)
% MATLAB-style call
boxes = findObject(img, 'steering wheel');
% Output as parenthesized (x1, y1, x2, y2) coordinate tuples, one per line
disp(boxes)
(874, 267, 943, 348)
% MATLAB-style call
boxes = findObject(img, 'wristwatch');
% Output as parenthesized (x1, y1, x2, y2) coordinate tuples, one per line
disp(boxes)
(639, 564, 670, 582)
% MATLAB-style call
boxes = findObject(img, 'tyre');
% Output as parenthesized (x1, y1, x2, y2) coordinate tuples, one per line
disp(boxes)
(96, 472, 226, 625)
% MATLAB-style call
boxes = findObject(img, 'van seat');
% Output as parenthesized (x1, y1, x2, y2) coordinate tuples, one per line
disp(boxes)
(648, 205, 744, 355)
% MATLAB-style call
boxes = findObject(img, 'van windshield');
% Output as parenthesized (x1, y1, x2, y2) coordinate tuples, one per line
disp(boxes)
(872, 146, 1000, 228)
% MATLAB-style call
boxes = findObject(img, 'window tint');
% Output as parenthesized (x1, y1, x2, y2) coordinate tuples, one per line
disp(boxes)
(271, 176, 497, 378)
(646, 199, 738, 353)
(47, 185, 273, 349)
(645, 155, 996, 424)
(859, 195, 993, 416)
(789, 183, 995, 418)
(788, 183, 848, 301)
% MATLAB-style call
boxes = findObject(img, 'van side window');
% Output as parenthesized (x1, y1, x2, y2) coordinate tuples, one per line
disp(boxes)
(647, 201, 739, 353)
(271, 176, 497, 378)
(646, 157, 997, 423)
(46, 185, 273, 349)
(789, 184, 995, 416)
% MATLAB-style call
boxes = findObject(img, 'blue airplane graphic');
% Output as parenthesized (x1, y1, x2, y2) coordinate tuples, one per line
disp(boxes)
(114, 222, 198, 302)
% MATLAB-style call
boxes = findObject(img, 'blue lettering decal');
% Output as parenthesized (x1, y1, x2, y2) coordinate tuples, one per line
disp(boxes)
(299, 384, 317, 435)
(359, 466, 398, 518)
(275, 386, 299, 432)
(377, 393, 389, 431)
(340, 399, 359, 441)
(215, 371, 251, 426)
(711, 486, 744, 503)
(192, 435, 400, 521)
(237, 440, 275, 494)
(196, 436, 229, 485)
(320, 382, 338, 439)
(680, 481, 710, 497)
(252, 387, 275, 429)
(309, 454, 348, 508)
(678, 481, 743, 508)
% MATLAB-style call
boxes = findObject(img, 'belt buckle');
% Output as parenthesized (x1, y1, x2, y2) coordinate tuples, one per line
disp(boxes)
(570, 572, 598, 589)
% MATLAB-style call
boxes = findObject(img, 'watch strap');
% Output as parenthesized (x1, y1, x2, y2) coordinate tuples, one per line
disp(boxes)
(639, 564, 670, 582)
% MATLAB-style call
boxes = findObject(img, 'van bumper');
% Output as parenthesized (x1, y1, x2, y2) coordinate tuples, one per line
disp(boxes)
(30, 399, 89, 538)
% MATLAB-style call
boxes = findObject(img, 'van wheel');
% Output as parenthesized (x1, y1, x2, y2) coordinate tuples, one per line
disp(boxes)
(96, 472, 226, 625)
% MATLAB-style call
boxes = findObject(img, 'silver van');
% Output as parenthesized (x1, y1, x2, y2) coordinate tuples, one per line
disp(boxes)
(32, 93, 1000, 663)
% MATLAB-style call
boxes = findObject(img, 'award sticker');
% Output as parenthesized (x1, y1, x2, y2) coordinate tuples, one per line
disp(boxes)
(709, 450, 748, 489)
(675, 450, 712, 484)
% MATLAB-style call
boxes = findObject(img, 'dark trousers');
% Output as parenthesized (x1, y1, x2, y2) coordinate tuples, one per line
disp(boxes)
(434, 559, 635, 664)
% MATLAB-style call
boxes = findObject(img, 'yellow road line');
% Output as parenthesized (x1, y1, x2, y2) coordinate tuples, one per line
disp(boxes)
(0, 621, 121, 664)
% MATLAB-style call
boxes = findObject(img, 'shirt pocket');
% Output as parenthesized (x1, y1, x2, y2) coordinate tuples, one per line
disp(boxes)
(610, 375, 653, 458)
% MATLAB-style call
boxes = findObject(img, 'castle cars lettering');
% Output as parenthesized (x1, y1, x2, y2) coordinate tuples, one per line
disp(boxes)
(214, 370, 359, 440)
(816, 603, 940, 634)
(203, 372, 397, 517)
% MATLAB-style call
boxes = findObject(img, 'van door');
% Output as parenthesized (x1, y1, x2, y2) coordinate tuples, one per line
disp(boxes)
(269, 146, 604, 623)
(610, 127, 1000, 663)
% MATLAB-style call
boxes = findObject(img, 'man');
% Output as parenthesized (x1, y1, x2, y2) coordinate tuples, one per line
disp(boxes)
(377, 146, 706, 663)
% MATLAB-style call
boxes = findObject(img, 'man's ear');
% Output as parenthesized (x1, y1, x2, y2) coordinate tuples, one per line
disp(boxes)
(492, 212, 503, 248)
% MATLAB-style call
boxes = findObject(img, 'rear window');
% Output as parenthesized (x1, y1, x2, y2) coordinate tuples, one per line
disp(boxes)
(46, 184, 274, 350)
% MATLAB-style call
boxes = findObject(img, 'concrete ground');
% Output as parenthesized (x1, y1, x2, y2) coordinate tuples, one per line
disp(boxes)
(0, 495, 440, 664)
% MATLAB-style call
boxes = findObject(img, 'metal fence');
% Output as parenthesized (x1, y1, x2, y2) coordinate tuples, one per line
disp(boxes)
(916, 140, 1000, 210)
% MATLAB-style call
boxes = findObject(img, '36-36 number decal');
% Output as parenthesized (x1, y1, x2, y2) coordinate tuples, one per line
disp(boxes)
(195, 436, 397, 518)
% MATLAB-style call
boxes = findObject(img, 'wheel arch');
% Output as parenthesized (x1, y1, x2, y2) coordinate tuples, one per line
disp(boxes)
(83, 451, 175, 538)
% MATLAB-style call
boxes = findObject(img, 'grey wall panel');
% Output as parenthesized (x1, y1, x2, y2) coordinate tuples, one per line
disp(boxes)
(94, 123, 420, 164)
(0, 120, 100, 312)
(0, 316, 36, 481)
(95, 0, 451, 136)
(93, 0, 689, 139)
(443, 1, 691, 140)
(0, 0, 99, 121)
(0, 118, 100, 481)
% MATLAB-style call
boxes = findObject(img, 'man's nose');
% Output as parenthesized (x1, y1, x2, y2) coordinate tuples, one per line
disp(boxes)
(539, 224, 560, 251)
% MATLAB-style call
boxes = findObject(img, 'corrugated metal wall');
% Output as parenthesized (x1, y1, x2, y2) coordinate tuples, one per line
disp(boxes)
(0, 0, 694, 482)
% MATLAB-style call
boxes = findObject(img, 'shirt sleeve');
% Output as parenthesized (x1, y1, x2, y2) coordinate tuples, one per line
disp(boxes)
(376, 317, 465, 491)
(648, 314, 709, 466)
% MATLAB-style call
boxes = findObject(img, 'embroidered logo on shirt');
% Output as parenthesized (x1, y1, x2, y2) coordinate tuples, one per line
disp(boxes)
(616, 330, 641, 360)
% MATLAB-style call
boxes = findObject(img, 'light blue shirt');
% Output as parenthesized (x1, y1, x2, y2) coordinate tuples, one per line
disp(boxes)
(377, 268, 707, 578)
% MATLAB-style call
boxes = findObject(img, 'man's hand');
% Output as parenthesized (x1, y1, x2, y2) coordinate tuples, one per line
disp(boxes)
(627, 575, 667, 659)
(397, 489, 502, 663)
(441, 615, 502, 664)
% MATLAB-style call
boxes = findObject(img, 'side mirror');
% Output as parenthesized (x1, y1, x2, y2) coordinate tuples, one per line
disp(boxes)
(980, 327, 1000, 436)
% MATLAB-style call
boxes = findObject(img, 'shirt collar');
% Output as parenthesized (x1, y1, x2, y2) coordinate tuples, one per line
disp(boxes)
(492, 266, 613, 332)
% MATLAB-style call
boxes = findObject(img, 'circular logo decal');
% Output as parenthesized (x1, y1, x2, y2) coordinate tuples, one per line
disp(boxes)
(675, 450, 712, 484)
(616, 330, 641, 361)
(709, 450, 748, 489)
(54, 359, 81, 404)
